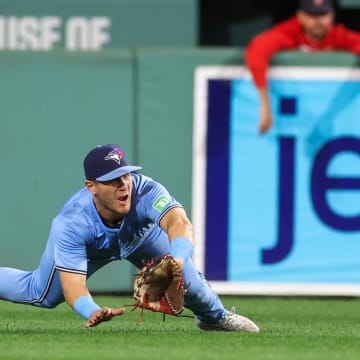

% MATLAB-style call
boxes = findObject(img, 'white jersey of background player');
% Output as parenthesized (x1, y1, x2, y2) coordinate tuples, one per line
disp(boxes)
(0, 144, 259, 331)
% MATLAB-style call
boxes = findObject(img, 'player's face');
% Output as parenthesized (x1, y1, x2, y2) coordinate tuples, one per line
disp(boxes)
(297, 10, 334, 41)
(86, 173, 133, 226)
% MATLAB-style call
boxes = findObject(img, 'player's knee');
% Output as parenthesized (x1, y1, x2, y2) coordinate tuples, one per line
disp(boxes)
(185, 281, 213, 302)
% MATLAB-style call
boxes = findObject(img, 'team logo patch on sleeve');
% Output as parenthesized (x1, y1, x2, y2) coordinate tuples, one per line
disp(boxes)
(152, 196, 171, 212)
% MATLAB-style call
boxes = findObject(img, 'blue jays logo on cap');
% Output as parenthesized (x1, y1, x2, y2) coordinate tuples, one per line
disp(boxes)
(84, 144, 142, 181)
(105, 149, 124, 165)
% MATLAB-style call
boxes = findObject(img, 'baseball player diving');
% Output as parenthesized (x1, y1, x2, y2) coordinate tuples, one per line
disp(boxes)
(0, 144, 259, 332)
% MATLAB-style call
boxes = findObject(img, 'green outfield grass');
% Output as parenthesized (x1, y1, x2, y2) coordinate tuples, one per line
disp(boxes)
(0, 295, 359, 360)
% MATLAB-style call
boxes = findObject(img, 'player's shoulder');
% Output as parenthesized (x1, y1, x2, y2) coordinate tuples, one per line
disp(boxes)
(249, 16, 299, 44)
(132, 172, 161, 192)
(131, 172, 173, 205)
(55, 187, 93, 224)
(331, 23, 353, 34)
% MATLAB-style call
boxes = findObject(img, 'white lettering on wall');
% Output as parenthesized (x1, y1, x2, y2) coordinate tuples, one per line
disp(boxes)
(66, 17, 111, 50)
(41, 17, 61, 50)
(90, 17, 110, 50)
(0, 16, 111, 51)
(19, 17, 40, 50)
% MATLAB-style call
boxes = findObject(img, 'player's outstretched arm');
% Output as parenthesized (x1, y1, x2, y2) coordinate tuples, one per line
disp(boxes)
(159, 207, 194, 268)
(257, 87, 273, 134)
(59, 270, 125, 327)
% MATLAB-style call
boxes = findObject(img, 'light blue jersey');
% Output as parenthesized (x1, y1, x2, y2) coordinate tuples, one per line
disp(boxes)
(52, 173, 180, 274)
(0, 173, 226, 322)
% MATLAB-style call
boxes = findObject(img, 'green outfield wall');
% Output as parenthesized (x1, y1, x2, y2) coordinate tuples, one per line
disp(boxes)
(0, 50, 136, 292)
(0, 49, 357, 292)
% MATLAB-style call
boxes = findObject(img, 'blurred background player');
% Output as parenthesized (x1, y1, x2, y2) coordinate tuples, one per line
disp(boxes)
(245, 0, 360, 134)
(0, 144, 259, 332)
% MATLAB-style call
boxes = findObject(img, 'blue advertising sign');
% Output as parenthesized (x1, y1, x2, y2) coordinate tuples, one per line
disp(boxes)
(192, 66, 360, 295)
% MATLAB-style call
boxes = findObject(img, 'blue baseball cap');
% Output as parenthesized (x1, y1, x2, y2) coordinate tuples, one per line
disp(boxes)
(299, 0, 333, 14)
(84, 144, 142, 181)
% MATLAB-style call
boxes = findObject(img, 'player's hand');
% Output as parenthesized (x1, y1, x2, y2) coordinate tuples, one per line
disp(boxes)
(85, 307, 125, 328)
(258, 104, 273, 134)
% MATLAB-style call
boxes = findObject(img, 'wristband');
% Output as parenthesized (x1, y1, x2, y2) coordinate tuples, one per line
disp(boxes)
(170, 236, 194, 262)
(73, 296, 101, 320)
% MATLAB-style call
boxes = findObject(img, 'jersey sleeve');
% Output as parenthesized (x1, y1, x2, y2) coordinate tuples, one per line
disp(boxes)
(137, 177, 182, 225)
(51, 216, 91, 275)
(245, 17, 300, 88)
(332, 24, 360, 54)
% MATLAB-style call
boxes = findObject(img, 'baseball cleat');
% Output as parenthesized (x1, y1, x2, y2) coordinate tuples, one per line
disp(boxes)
(195, 307, 260, 332)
